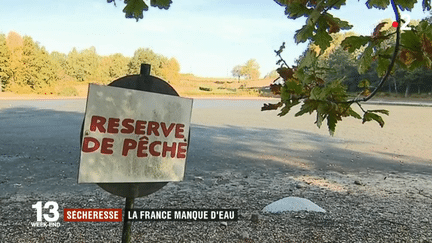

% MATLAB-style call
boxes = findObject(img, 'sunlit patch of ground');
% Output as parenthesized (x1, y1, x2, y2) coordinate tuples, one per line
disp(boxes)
(292, 175, 348, 193)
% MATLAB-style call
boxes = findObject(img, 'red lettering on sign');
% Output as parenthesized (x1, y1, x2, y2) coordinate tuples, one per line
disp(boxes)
(135, 120, 147, 135)
(122, 139, 137, 156)
(90, 116, 106, 133)
(161, 122, 175, 137)
(84, 116, 189, 159)
(82, 137, 100, 153)
(107, 118, 120, 134)
(149, 141, 161, 156)
(175, 124, 185, 138)
(101, 138, 114, 155)
(177, 142, 188, 159)
(162, 142, 177, 158)
(120, 119, 134, 134)
(137, 140, 149, 157)
(147, 121, 160, 136)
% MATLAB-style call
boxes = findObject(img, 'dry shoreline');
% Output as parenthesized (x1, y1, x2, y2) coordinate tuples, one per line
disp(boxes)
(1, 93, 431, 105)
(0, 94, 278, 101)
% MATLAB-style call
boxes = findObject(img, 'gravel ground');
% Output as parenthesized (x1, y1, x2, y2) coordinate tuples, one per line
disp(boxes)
(1, 99, 431, 242)
(1, 169, 431, 243)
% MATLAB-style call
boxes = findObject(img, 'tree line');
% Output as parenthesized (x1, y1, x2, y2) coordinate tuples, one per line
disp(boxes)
(0, 31, 180, 94)
(263, 0, 432, 135)
(297, 20, 432, 98)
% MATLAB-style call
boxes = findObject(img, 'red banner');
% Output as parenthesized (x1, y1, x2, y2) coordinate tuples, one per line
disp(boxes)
(64, 209, 122, 222)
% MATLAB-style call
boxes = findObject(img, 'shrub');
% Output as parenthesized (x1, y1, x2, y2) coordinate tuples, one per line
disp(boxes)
(199, 86, 212, 92)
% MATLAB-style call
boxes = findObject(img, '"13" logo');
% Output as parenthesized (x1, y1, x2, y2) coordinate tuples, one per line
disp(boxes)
(32, 201, 60, 222)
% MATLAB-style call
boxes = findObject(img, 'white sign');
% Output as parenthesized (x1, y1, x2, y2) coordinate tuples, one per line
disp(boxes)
(78, 84, 193, 183)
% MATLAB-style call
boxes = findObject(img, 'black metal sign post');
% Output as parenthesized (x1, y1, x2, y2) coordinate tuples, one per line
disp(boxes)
(80, 64, 189, 243)
(122, 197, 134, 243)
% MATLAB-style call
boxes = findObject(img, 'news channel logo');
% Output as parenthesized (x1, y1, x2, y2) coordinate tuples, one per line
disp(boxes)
(31, 201, 61, 227)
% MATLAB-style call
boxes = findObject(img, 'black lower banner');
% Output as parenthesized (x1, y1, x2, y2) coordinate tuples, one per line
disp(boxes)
(126, 209, 238, 221)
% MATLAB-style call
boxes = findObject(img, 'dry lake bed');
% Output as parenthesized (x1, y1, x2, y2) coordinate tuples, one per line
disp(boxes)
(0, 98, 431, 242)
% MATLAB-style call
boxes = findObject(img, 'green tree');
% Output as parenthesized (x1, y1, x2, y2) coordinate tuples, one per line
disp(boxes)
(231, 65, 242, 81)
(395, 66, 432, 97)
(35, 46, 59, 90)
(242, 59, 260, 80)
(0, 34, 11, 92)
(321, 46, 360, 92)
(97, 56, 112, 83)
(232, 59, 261, 80)
(128, 47, 174, 81)
(21, 36, 39, 87)
(264, 0, 432, 135)
(21, 36, 58, 92)
(6, 31, 25, 91)
(160, 57, 181, 83)
(4, 35, 58, 93)
(51, 51, 74, 83)
(67, 48, 85, 82)
(66, 47, 100, 82)
(109, 53, 130, 79)
(51, 51, 68, 72)
(98, 53, 130, 83)
(81, 46, 100, 81)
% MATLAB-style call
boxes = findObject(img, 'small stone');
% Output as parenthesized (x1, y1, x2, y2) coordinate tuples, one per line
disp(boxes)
(354, 180, 363, 185)
(241, 232, 250, 239)
(220, 221, 228, 227)
(296, 183, 305, 189)
(421, 218, 429, 223)
(251, 214, 259, 223)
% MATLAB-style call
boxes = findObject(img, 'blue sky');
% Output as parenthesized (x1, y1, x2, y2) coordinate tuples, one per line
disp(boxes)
(1, 0, 430, 78)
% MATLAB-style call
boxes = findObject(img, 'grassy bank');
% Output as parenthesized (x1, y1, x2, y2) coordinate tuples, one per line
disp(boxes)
(3, 75, 432, 101)
(171, 75, 274, 97)
(0, 74, 275, 99)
